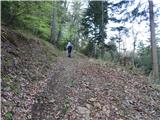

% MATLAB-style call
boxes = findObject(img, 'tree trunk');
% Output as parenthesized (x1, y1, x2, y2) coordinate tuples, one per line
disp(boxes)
(132, 26, 138, 67)
(118, 31, 121, 53)
(57, 1, 68, 47)
(132, 40, 136, 66)
(50, 1, 57, 45)
(149, 0, 159, 80)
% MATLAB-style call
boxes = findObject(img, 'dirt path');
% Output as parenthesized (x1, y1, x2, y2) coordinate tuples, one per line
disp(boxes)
(31, 56, 160, 120)
(31, 56, 87, 119)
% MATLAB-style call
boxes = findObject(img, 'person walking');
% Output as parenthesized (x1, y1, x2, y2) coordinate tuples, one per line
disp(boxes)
(66, 41, 73, 57)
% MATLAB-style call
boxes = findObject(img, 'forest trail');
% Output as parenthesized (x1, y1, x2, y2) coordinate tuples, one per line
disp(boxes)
(31, 56, 160, 120)
(1, 27, 160, 120)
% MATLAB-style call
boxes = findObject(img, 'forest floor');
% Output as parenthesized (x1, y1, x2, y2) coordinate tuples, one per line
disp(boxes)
(31, 57, 160, 120)
(1, 27, 160, 120)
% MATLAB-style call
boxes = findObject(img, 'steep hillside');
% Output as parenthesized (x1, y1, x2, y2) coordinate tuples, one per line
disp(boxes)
(1, 26, 61, 119)
(1, 27, 160, 120)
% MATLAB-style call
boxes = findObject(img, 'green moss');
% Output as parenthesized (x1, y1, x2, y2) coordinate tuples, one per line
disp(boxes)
(5, 112, 13, 120)
(142, 95, 151, 102)
(2, 30, 17, 46)
(62, 99, 70, 114)
(36, 96, 44, 103)
(155, 106, 160, 113)
(3, 75, 12, 81)
(68, 79, 75, 87)
(152, 84, 160, 91)
(41, 40, 63, 63)
(14, 29, 37, 41)
(3, 58, 13, 68)
(10, 83, 19, 95)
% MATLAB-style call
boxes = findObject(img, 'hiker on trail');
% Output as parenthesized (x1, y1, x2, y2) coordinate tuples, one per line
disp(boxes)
(66, 41, 73, 57)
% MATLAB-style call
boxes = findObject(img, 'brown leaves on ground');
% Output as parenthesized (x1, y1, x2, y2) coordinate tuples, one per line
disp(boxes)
(1, 26, 160, 120)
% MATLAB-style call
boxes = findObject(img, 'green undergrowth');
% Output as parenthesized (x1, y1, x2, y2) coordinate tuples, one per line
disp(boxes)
(14, 28, 62, 62)
(152, 84, 160, 90)
(73, 51, 87, 59)
(62, 97, 70, 114)
(42, 40, 62, 62)
(3, 75, 12, 82)
(89, 58, 160, 91)
(5, 111, 13, 120)
(2, 74, 20, 95)
(3, 27, 62, 65)
(14, 29, 39, 40)
(89, 58, 144, 75)
(147, 73, 160, 89)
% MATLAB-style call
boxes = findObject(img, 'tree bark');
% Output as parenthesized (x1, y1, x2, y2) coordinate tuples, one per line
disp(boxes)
(132, 26, 138, 67)
(57, 1, 68, 47)
(149, 0, 159, 80)
(50, 1, 57, 45)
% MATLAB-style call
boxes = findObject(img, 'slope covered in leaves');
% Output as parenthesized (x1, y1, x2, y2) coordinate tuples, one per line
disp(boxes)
(1, 27, 160, 120)
(1, 26, 60, 119)
(31, 58, 160, 120)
